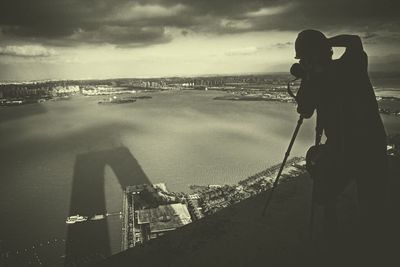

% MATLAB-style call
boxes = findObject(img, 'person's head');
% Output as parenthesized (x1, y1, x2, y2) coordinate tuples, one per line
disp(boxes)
(295, 29, 332, 72)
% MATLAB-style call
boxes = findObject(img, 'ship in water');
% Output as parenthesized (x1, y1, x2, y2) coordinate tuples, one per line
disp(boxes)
(98, 95, 136, 105)
(66, 212, 121, 224)
(66, 214, 105, 224)
(90, 214, 106, 221)
(66, 215, 88, 224)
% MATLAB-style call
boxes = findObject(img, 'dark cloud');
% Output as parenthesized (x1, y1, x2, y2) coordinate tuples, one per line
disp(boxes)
(369, 53, 400, 71)
(364, 32, 379, 39)
(0, 0, 399, 47)
(70, 25, 173, 47)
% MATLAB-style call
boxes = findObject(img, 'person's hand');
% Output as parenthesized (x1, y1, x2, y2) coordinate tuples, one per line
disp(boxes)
(296, 79, 317, 119)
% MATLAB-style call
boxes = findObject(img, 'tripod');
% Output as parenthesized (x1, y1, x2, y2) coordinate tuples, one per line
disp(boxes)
(261, 78, 302, 216)
(261, 77, 322, 241)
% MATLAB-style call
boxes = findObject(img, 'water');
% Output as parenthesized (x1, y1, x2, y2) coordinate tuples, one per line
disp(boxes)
(0, 90, 399, 265)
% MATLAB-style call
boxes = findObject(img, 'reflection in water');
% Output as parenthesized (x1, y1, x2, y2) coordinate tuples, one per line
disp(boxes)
(65, 146, 151, 266)
(0, 103, 47, 123)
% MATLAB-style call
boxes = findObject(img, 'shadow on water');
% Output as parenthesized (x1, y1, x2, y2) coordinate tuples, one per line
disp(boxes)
(65, 146, 151, 266)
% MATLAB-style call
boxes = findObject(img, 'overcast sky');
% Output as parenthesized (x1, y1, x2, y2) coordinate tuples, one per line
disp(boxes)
(0, 0, 399, 81)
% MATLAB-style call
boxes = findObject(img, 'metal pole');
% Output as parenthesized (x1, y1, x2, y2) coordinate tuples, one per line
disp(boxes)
(262, 115, 304, 216)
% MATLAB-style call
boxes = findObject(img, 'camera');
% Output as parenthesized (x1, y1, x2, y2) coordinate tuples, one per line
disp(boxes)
(290, 63, 307, 79)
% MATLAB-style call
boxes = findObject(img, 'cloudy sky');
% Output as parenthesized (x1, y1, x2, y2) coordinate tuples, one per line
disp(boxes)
(0, 0, 399, 81)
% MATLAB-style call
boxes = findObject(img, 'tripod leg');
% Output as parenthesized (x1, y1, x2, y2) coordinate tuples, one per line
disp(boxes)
(261, 116, 303, 216)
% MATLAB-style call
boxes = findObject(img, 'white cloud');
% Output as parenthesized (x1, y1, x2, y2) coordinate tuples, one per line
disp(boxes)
(246, 4, 293, 17)
(226, 46, 259, 56)
(220, 19, 252, 30)
(0, 45, 57, 57)
(110, 3, 186, 21)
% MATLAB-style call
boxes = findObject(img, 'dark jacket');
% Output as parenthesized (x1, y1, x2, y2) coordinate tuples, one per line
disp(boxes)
(296, 39, 387, 184)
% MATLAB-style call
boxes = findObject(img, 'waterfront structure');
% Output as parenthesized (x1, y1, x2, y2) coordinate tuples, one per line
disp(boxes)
(121, 158, 307, 251)
(136, 203, 192, 240)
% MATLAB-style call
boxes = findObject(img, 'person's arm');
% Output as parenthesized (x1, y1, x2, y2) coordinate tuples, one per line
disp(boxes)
(329, 34, 367, 70)
(296, 79, 318, 119)
(328, 34, 363, 52)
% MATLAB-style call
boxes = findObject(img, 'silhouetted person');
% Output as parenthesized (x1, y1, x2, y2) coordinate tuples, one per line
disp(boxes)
(294, 29, 388, 264)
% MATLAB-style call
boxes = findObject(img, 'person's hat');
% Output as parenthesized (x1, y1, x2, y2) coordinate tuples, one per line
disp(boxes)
(295, 29, 330, 59)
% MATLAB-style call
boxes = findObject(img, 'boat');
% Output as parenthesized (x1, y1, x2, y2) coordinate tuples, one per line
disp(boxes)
(90, 214, 106, 221)
(98, 96, 137, 104)
(66, 215, 88, 224)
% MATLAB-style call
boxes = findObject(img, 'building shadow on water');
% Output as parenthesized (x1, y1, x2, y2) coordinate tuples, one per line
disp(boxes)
(65, 146, 151, 266)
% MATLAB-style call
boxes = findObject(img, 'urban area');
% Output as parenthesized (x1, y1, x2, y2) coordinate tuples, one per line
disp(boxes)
(121, 157, 307, 250)
(1, 75, 399, 115)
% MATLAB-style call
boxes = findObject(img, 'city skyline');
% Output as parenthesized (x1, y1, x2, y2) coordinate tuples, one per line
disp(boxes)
(1, 0, 399, 81)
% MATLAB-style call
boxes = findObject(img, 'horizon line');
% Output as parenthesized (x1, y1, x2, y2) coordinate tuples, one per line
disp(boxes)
(1, 70, 400, 84)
